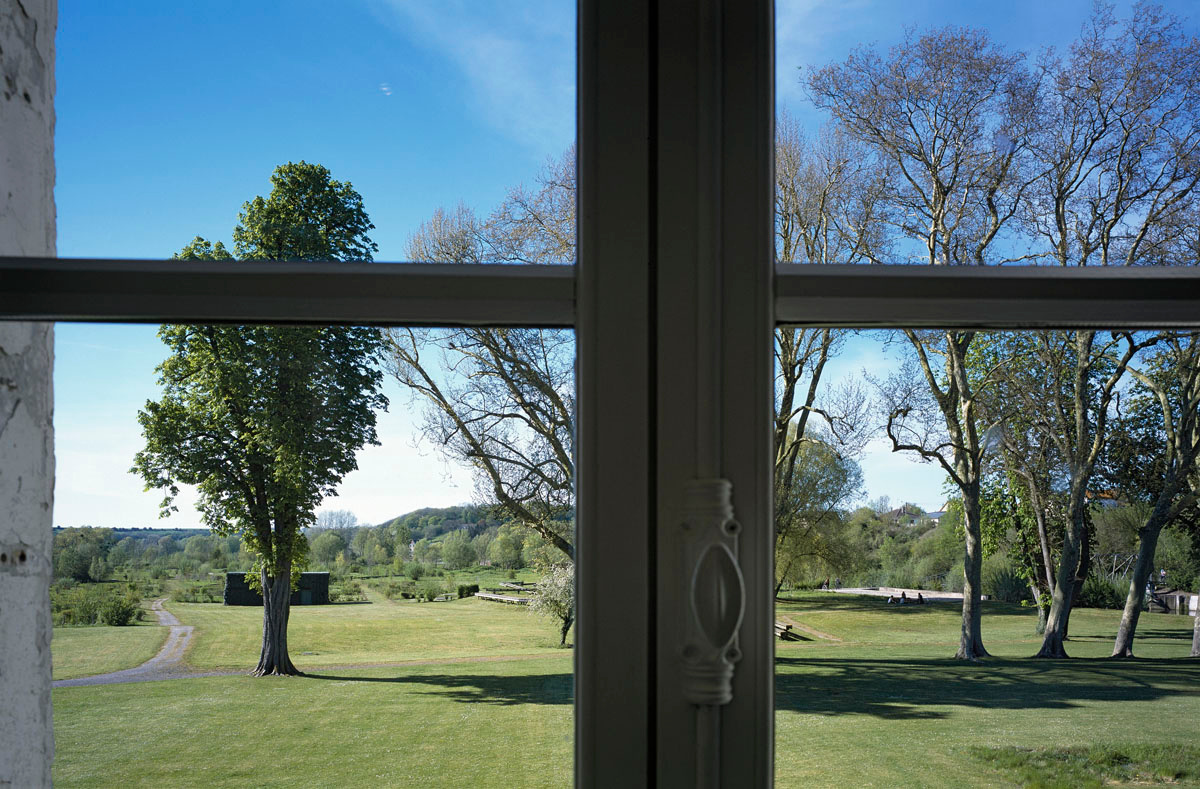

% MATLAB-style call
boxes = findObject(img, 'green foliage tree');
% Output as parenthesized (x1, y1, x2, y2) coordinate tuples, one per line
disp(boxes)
(441, 529, 477, 569)
(412, 538, 440, 566)
(310, 531, 348, 566)
(1102, 333, 1200, 657)
(52, 527, 115, 582)
(530, 562, 575, 646)
(132, 161, 387, 676)
(487, 529, 525, 569)
(773, 439, 864, 593)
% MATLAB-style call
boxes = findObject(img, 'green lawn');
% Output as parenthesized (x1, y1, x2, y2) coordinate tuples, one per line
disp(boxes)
(774, 593, 1200, 787)
(51, 621, 168, 680)
(52, 657, 573, 788)
(51, 591, 1200, 787)
(171, 593, 570, 670)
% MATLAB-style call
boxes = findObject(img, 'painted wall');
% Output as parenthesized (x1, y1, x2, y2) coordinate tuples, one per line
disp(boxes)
(0, 0, 57, 785)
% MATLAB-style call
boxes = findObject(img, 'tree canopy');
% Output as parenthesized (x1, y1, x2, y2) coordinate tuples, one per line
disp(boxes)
(132, 161, 387, 675)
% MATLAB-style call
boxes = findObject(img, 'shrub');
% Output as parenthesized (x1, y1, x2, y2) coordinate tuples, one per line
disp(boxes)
(457, 583, 480, 599)
(941, 565, 965, 593)
(51, 583, 141, 626)
(418, 579, 444, 602)
(982, 560, 1031, 604)
(1077, 574, 1127, 610)
(377, 579, 415, 600)
(406, 563, 426, 581)
(99, 596, 140, 626)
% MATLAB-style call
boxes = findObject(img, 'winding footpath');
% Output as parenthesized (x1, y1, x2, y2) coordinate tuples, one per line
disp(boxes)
(53, 599, 236, 688)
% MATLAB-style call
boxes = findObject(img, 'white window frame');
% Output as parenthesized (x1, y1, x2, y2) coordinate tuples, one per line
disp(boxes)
(5, 1, 1200, 787)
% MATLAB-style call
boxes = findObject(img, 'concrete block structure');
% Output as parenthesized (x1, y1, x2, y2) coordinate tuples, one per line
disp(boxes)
(0, 1, 57, 785)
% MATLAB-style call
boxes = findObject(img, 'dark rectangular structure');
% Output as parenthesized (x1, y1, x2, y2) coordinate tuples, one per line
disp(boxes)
(223, 572, 330, 606)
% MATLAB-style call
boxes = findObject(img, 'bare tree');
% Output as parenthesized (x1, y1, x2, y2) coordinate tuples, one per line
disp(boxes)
(809, 26, 1040, 659)
(1020, 3, 1200, 658)
(383, 152, 577, 560)
(774, 114, 877, 594)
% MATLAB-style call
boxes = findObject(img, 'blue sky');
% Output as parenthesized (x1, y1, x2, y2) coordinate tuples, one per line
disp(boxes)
(52, 1, 1193, 528)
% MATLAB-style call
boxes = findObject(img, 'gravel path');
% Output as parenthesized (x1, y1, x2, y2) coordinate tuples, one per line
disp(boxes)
(53, 599, 239, 688)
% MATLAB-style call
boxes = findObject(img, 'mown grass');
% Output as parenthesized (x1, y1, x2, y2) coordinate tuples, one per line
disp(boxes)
(973, 744, 1200, 788)
(171, 592, 570, 670)
(51, 621, 168, 680)
(773, 592, 1200, 787)
(51, 591, 1200, 787)
(52, 657, 573, 788)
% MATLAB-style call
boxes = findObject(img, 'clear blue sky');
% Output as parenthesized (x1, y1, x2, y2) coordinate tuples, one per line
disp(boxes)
(52, 0, 1193, 528)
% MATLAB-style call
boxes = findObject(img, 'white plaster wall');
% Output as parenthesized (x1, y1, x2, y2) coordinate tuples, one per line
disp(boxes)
(0, 0, 56, 786)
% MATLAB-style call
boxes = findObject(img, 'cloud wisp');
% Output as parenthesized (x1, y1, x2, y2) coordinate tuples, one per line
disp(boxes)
(375, 0, 574, 157)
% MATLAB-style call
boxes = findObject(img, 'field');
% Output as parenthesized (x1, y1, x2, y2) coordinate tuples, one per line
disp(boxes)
(52, 591, 1200, 787)
(51, 620, 167, 680)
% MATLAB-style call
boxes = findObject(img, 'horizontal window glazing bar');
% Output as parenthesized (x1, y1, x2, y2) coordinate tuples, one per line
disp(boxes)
(776, 264, 1200, 328)
(0, 258, 576, 327)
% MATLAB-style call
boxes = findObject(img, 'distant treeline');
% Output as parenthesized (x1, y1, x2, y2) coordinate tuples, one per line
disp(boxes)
(380, 504, 504, 543)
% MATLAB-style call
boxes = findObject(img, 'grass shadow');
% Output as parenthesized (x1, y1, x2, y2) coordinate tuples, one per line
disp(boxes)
(303, 671, 573, 706)
(776, 656, 1200, 720)
(1133, 627, 1195, 641)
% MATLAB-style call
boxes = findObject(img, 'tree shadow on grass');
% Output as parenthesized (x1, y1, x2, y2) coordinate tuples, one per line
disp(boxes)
(304, 671, 573, 706)
(776, 656, 1200, 719)
(1132, 627, 1194, 641)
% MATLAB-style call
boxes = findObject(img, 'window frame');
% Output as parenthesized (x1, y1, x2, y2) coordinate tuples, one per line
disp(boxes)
(7, 1, 1200, 787)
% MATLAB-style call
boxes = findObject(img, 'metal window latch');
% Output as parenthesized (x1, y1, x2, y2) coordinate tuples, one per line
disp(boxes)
(680, 478, 744, 706)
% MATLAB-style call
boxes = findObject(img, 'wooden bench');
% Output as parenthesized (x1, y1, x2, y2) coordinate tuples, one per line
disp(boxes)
(476, 592, 533, 606)
(774, 621, 800, 641)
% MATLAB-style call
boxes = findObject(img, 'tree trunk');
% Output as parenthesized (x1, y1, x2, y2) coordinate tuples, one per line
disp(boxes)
(1036, 503, 1084, 658)
(1112, 496, 1174, 658)
(1029, 583, 1048, 634)
(1193, 606, 1200, 657)
(560, 610, 573, 647)
(1112, 526, 1162, 658)
(254, 561, 299, 676)
(1061, 522, 1089, 641)
(956, 489, 989, 660)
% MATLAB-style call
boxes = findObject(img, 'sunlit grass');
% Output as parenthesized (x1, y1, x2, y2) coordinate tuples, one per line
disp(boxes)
(172, 593, 570, 671)
(50, 590, 1200, 787)
(973, 744, 1200, 788)
(51, 621, 168, 680)
(52, 658, 573, 789)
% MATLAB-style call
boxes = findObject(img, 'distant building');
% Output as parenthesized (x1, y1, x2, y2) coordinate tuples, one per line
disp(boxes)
(925, 502, 953, 524)
(223, 572, 330, 606)
(884, 503, 926, 526)
(1086, 489, 1122, 509)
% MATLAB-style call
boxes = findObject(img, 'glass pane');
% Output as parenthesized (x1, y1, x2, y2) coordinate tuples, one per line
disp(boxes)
(51, 321, 575, 787)
(776, 1, 1199, 268)
(773, 326, 1200, 786)
(56, 2, 575, 266)
(52, 3, 576, 779)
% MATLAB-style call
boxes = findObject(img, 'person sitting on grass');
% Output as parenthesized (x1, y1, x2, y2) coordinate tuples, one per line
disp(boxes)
(916, 593, 924, 604)
(899, 591, 908, 605)
(887, 594, 897, 604)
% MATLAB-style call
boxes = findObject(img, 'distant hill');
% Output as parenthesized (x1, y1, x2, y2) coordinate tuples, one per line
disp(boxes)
(378, 504, 503, 542)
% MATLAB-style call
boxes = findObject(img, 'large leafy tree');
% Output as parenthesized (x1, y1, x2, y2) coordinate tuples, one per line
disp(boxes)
(1102, 333, 1200, 657)
(132, 162, 387, 676)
